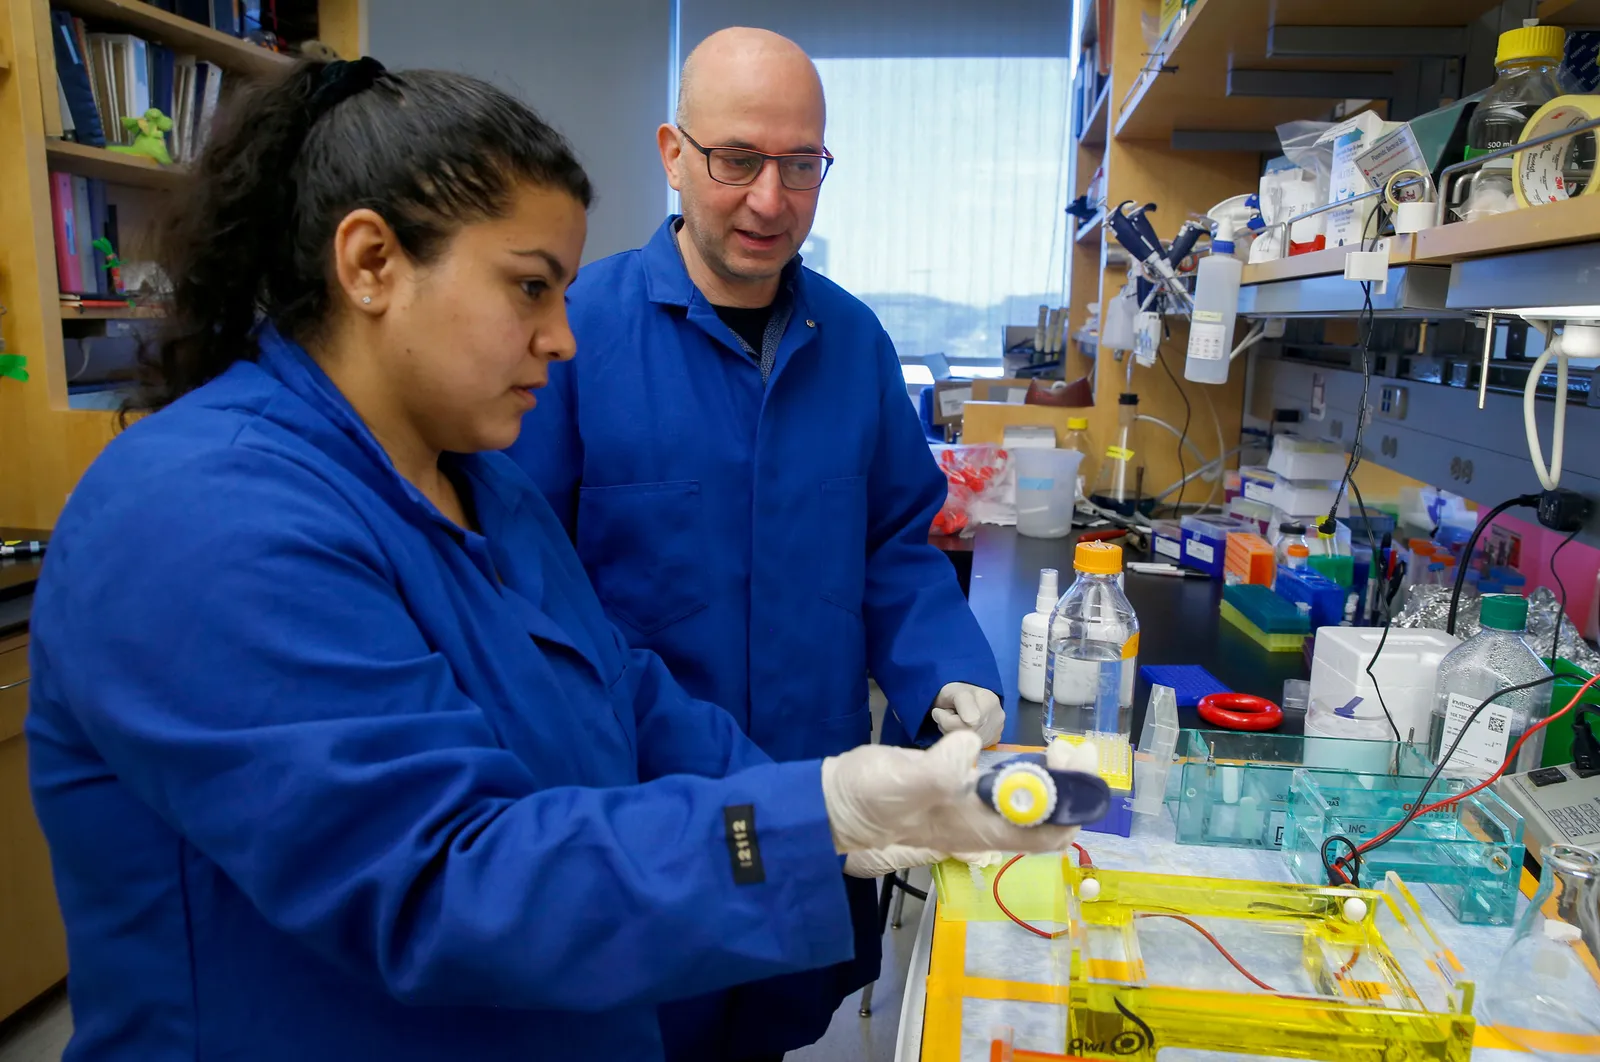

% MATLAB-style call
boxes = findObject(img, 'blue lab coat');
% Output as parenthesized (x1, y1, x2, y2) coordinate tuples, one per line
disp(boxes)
(25, 325, 855, 1062)
(507, 217, 1003, 1057)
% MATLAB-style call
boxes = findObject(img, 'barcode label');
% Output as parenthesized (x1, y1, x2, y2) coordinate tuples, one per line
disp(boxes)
(1440, 692, 1515, 782)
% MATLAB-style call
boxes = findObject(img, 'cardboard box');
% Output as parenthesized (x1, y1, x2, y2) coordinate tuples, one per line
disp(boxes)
(1318, 111, 1401, 248)
(970, 377, 1034, 405)
(930, 380, 974, 426)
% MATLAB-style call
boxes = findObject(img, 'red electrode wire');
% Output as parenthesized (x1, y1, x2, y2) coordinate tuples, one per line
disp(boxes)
(1330, 673, 1600, 883)
(991, 844, 1281, 992)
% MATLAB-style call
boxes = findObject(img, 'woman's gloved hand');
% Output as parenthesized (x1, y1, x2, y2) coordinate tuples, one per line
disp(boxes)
(821, 731, 1089, 856)
(843, 845, 947, 878)
(929, 682, 1005, 747)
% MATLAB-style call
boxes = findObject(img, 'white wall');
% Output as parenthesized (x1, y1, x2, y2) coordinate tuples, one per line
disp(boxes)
(367, 0, 672, 263)
(678, 0, 1070, 58)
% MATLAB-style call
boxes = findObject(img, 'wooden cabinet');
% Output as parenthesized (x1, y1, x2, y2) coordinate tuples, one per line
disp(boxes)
(0, 632, 68, 1021)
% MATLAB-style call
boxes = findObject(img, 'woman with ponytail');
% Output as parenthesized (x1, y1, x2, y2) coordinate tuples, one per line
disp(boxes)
(23, 58, 1082, 1061)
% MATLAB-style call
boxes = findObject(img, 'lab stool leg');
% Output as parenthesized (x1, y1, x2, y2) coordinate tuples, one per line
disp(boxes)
(857, 980, 875, 1018)
(891, 871, 909, 929)
(859, 873, 901, 1017)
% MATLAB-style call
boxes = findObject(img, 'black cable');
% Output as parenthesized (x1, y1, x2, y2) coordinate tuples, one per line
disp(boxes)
(1320, 204, 1387, 539)
(1158, 346, 1191, 515)
(1549, 526, 1580, 664)
(1331, 673, 1559, 885)
(1348, 476, 1402, 742)
(1445, 493, 1542, 635)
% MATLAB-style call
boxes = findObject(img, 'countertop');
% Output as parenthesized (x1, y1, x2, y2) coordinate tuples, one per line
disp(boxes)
(0, 528, 46, 638)
(958, 526, 1309, 746)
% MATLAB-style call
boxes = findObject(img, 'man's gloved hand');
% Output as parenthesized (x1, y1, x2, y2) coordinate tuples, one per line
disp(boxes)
(930, 682, 1005, 747)
(821, 730, 1084, 856)
(843, 845, 948, 878)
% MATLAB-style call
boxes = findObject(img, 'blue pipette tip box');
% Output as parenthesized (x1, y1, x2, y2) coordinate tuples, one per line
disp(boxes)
(1138, 664, 1230, 708)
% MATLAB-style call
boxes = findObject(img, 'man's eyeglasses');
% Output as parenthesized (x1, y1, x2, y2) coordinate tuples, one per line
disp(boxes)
(678, 128, 834, 191)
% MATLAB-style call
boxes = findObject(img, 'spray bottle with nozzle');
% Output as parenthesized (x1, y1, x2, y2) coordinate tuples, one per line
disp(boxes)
(1185, 216, 1245, 385)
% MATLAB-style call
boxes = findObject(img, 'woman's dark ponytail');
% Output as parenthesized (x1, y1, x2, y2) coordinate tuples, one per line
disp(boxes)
(132, 58, 591, 414)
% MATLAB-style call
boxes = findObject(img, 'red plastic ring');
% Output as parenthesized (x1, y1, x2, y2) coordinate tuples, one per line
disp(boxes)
(1197, 693, 1283, 731)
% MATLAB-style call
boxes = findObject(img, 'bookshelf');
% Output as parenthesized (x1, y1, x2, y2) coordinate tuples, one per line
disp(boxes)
(1, 0, 363, 532)
(58, 0, 293, 78)
(45, 139, 187, 191)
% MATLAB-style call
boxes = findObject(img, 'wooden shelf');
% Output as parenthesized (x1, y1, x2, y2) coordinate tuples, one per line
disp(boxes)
(45, 140, 187, 192)
(58, 302, 166, 320)
(1411, 195, 1600, 263)
(1242, 236, 1416, 285)
(1115, 0, 1505, 142)
(1075, 211, 1105, 245)
(1078, 82, 1110, 148)
(56, 0, 291, 78)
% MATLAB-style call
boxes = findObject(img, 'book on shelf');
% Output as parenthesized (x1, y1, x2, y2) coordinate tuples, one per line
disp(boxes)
(42, 11, 232, 166)
(48, 174, 122, 299)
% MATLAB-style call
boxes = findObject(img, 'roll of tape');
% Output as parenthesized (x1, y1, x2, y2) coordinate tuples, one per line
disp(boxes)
(1513, 95, 1600, 208)
(1383, 167, 1432, 208)
(1393, 201, 1436, 233)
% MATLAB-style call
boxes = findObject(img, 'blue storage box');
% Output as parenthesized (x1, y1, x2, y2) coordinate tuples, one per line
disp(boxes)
(1274, 566, 1346, 629)
(1179, 514, 1248, 578)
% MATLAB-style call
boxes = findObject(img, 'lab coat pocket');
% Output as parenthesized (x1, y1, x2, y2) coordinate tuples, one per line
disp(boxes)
(577, 480, 709, 635)
(819, 476, 869, 616)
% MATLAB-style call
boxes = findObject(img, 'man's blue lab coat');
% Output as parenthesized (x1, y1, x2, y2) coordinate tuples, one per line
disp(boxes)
(507, 217, 1004, 1057)
(26, 325, 855, 1062)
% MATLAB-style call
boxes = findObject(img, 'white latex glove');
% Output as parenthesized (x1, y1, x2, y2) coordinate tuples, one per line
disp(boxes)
(821, 730, 1084, 856)
(843, 845, 948, 878)
(929, 682, 1005, 748)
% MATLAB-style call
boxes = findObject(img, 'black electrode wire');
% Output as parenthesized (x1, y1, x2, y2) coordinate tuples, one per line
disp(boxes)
(1328, 673, 1560, 885)
(1445, 494, 1542, 635)
(1158, 344, 1192, 515)
(1550, 527, 1580, 664)
(1347, 475, 1402, 742)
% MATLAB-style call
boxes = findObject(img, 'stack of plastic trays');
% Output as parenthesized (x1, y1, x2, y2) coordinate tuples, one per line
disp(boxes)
(1222, 584, 1310, 652)
(1225, 531, 1276, 585)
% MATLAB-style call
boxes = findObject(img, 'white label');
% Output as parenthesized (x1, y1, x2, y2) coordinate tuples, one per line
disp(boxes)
(1018, 629, 1047, 701)
(1135, 312, 1161, 366)
(938, 386, 972, 417)
(1185, 539, 1215, 565)
(1439, 692, 1516, 782)
(1155, 536, 1181, 560)
(1193, 309, 1223, 323)
(1004, 387, 1028, 405)
(1188, 321, 1228, 362)
(1267, 811, 1287, 849)
(1243, 479, 1275, 503)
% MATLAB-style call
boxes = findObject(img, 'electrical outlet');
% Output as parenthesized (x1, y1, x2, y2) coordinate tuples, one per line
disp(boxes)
(1378, 385, 1408, 419)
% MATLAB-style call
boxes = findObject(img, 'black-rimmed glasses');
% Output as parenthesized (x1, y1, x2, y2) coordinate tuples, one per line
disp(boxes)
(678, 127, 834, 191)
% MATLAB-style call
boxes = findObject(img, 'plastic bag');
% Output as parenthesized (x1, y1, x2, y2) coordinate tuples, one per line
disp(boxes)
(931, 445, 1012, 533)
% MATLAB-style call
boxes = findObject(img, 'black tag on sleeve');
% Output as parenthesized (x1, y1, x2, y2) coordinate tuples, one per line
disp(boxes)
(723, 805, 766, 885)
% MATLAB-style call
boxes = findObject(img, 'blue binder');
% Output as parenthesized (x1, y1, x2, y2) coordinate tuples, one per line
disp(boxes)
(51, 11, 106, 148)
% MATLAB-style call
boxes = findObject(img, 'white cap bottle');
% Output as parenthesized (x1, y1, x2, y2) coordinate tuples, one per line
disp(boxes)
(1017, 568, 1059, 703)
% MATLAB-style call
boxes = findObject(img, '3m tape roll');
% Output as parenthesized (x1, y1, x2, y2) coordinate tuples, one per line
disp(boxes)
(1513, 95, 1600, 207)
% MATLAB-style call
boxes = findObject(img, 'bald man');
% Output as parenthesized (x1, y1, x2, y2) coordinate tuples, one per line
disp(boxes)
(507, 28, 1004, 1060)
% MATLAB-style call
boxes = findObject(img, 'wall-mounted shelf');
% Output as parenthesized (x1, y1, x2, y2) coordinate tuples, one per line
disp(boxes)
(1115, 0, 1505, 143)
(1538, 0, 1600, 26)
(1238, 263, 1452, 318)
(45, 140, 187, 193)
(57, 0, 291, 78)
(1075, 211, 1105, 245)
(1242, 236, 1416, 285)
(58, 302, 166, 321)
(1412, 195, 1600, 264)
(1078, 82, 1110, 148)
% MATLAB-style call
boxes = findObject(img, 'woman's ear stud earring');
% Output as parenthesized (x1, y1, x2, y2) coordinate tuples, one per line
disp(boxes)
(362, 296, 372, 304)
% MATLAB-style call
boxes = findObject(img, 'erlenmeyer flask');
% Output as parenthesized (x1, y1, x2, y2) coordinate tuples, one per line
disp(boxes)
(1481, 845, 1600, 1056)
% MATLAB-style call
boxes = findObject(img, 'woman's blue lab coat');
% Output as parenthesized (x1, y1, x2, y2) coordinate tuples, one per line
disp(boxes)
(25, 326, 855, 1061)
(507, 217, 1004, 1057)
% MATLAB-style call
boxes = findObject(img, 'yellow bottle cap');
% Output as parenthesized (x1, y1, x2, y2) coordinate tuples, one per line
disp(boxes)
(1066, 417, 1089, 431)
(1496, 24, 1565, 65)
(1074, 540, 1123, 575)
